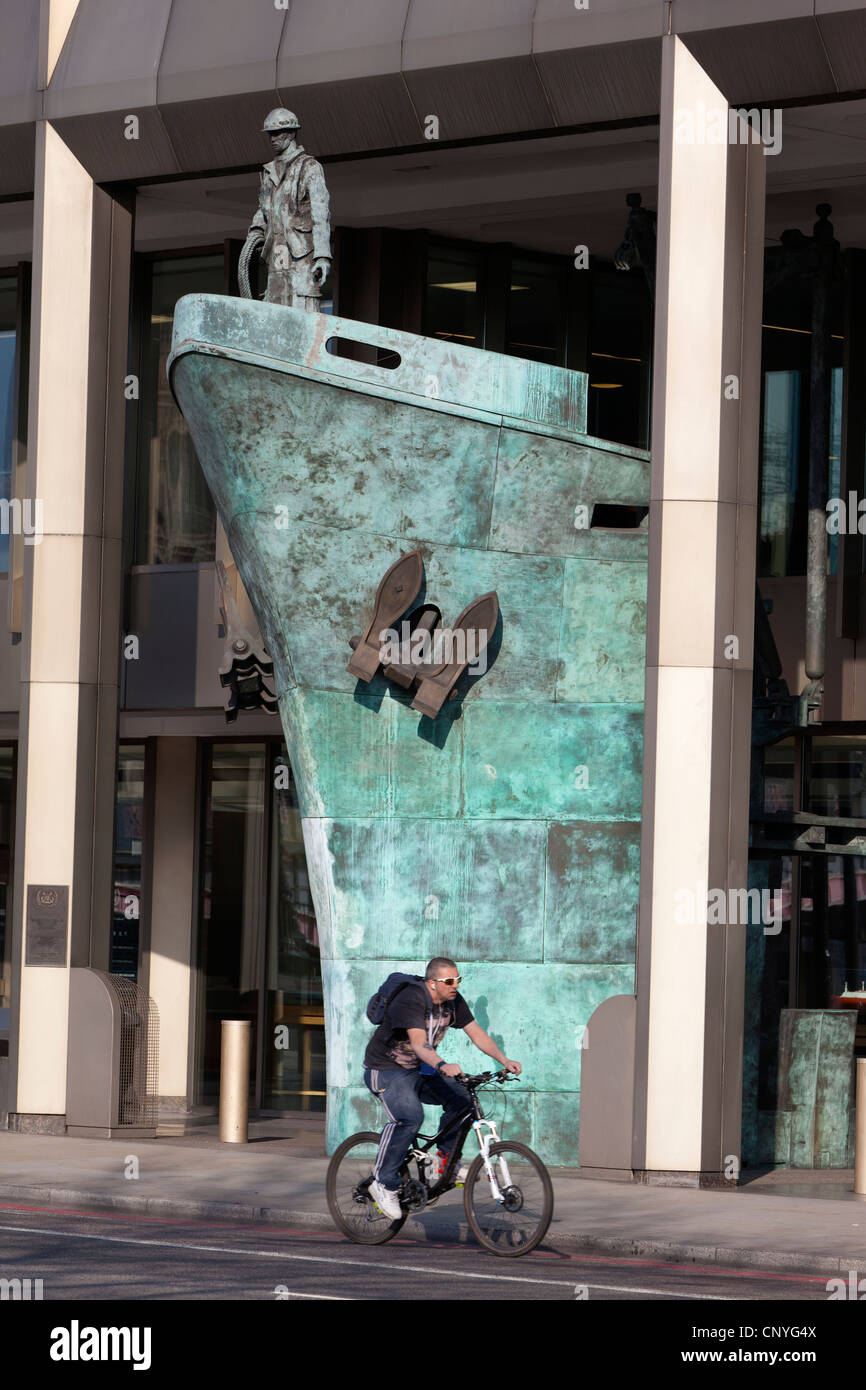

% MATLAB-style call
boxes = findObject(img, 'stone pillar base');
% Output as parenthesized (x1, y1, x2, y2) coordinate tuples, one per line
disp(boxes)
(7, 1112, 66, 1135)
(633, 1169, 736, 1190)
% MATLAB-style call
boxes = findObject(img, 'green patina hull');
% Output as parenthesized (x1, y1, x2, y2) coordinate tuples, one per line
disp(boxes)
(169, 295, 649, 1164)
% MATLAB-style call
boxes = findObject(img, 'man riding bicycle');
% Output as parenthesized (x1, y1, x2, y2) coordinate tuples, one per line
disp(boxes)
(363, 956, 521, 1220)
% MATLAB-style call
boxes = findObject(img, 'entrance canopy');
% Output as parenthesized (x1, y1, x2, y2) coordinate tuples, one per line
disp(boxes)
(3, 0, 866, 194)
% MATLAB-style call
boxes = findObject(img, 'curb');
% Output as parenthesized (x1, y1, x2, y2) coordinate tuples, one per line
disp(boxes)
(0, 1183, 854, 1277)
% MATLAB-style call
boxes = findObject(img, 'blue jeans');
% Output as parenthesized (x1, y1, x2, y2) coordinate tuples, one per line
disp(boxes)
(364, 1066, 472, 1192)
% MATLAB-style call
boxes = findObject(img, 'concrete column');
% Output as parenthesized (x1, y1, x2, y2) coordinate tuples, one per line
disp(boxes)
(41, 0, 81, 85)
(145, 738, 198, 1110)
(7, 120, 131, 1129)
(632, 37, 766, 1178)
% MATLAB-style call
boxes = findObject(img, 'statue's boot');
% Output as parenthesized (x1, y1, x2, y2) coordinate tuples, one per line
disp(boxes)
(347, 549, 424, 681)
(381, 605, 440, 688)
(411, 591, 499, 718)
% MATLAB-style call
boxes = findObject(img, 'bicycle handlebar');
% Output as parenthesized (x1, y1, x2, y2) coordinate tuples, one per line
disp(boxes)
(456, 1069, 518, 1089)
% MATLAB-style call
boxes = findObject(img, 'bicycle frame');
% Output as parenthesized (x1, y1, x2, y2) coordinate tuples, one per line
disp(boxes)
(406, 1085, 512, 1202)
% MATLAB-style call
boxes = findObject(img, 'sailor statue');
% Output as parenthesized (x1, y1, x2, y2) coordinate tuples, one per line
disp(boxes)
(240, 108, 331, 309)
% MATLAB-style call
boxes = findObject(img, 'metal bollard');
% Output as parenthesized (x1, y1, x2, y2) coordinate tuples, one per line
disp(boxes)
(219, 1020, 251, 1143)
(856, 1059, 866, 1195)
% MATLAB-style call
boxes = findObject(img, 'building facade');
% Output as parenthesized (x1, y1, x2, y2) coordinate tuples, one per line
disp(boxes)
(1, 0, 865, 1175)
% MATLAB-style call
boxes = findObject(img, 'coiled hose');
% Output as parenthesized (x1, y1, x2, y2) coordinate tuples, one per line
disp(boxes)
(238, 229, 265, 299)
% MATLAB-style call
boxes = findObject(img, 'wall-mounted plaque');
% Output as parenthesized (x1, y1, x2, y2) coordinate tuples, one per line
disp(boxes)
(25, 885, 69, 966)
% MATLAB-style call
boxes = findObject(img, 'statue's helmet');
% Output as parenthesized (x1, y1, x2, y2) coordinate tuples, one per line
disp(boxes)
(262, 108, 300, 133)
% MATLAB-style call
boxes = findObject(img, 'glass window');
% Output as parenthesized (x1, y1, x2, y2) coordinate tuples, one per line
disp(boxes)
(762, 737, 796, 813)
(425, 247, 483, 347)
(0, 747, 15, 1013)
(757, 274, 844, 579)
(760, 369, 801, 578)
(829, 365, 843, 576)
(111, 745, 146, 979)
(798, 853, 866, 1014)
(0, 276, 18, 576)
(195, 741, 323, 1108)
(506, 258, 563, 366)
(807, 736, 866, 818)
(136, 256, 222, 565)
(196, 742, 267, 1101)
(263, 747, 324, 1111)
(751, 856, 793, 1113)
(587, 270, 651, 449)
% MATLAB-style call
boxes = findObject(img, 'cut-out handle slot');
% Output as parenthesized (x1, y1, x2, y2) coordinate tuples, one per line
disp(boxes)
(326, 337, 401, 370)
(590, 504, 649, 530)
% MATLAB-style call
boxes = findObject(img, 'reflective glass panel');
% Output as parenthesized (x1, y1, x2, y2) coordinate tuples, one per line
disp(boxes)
(506, 258, 562, 366)
(799, 853, 866, 1014)
(111, 746, 145, 979)
(263, 748, 324, 1111)
(807, 736, 866, 818)
(752, 856, 792, 1112)
(763, 738, 796, 814)
(587, 271, 651, 449)
(0, 748, 15, 1013)
(196, 743, 266, 1101)
(425, 248, 483, 347)
(0, 277, 18, 575)
(828, 365, 843, 576)
(137, 256, 222, 565)
(760, 369, 801, 578)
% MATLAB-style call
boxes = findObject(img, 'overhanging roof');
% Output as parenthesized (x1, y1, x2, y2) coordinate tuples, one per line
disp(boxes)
(2, 0, 866, 196)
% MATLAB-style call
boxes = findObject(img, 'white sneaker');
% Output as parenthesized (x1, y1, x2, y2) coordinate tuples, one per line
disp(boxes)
(369, 1180, 402, 1220)
(454, 1163, 469, 1185)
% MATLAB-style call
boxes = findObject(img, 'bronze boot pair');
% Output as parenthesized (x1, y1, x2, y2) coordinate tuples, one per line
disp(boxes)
(347, 550, 498, 717)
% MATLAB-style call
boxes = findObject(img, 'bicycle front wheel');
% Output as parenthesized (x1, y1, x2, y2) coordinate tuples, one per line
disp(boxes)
(463, 1141, 553, 1256)
(326, 1131, 408, 1245)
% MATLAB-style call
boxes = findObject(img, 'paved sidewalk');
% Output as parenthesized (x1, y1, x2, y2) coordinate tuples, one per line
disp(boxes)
(0, 1117, 865, 1276)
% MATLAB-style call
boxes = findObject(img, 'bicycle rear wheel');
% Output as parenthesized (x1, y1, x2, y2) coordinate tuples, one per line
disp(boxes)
(326, 1130, 408, 1245)
(463, 1141, 553, 1256)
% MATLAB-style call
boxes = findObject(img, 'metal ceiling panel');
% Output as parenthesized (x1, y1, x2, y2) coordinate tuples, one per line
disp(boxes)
(404, 57, 551, 141)
(533, 0, 667, 54)
(157, 0, 287, 105)
(45, 0, 172, 118)
(681, 20, 835, 104)
(673, 0, 813, 29)
(815, 10, 866, 92)
(403, 0, 534, 69)
(159, 91, 282, 173)
(278, 74, 422, 155)
(534, 38, 661, 126)
(277, 0, 409, 86)
(0, 0, 39, 127)
(48, 110, 180, 183)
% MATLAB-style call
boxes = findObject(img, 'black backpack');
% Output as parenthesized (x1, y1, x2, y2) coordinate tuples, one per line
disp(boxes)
(366, 972, 430, 1026)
